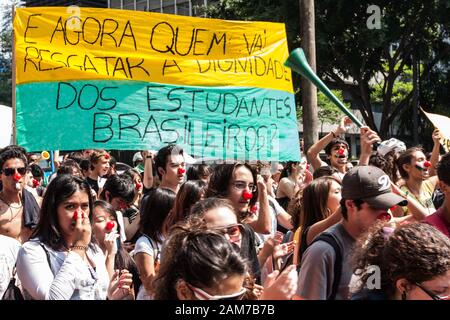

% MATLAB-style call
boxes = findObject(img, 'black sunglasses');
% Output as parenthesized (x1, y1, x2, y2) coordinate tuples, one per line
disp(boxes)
(1, 167, 27, 176)
(415, 282, 448, 300)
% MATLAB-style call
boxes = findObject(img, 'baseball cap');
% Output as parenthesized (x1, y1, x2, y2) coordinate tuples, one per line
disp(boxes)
(377, 138, 406, 157)
(342, 166, 407, 209)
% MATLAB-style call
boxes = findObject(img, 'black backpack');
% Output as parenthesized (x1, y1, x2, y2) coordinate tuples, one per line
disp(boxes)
(310, 233, 343, 300)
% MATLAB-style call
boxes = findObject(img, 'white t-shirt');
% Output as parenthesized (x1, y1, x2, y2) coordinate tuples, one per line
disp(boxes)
(132, 235, 163, 300)
(17, 239, 110, 300)
(0, 235, 21, 298)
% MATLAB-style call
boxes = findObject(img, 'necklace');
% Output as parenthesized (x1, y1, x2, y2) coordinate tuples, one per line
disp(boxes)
(0, 193, 23, 222)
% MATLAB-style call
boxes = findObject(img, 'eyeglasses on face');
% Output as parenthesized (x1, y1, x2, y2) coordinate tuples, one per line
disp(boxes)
(186, 283, 247, 300)
(214, 224, 244, 241)
(231, 181, 257, 192)
(1, 167, 27, 176)
(415, 282, 450, 300)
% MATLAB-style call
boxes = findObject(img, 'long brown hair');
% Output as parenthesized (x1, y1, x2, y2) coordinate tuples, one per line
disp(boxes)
(289, 176, 341, 230)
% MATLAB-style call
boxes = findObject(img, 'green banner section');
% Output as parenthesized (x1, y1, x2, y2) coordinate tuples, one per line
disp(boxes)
(16, 80, 300, 161)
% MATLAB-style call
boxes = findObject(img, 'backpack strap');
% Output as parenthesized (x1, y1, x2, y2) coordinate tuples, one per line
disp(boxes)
(40, 243, 55, 276)
(311, 233, 342, 300)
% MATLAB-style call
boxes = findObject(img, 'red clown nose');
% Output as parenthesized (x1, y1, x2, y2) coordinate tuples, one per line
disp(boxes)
(32, 178, 40, 188)
(106, 221, 115, 231)
(424, 161, 432, 168)
(119, 202, 127, 210)
(306, 163, 310, 170)
(135, 182, 142, 190)
(178, 168, 186, 175)
(72, 211, 85, 221)
(338, 148, 346, 155)
(242, 191, 253, 200)
(13, 173, 21, 182)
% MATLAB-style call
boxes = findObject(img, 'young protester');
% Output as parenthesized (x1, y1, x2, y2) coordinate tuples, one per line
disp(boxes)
(16, 174, 133, 300)
(133, 188, 176, 300)
(206, 163, 272, 235)
(186, 164, 212, 184)
(91, 200, 140, 297)
(395, 147, 439, 218)
(121, 169, 144, 242)
(307, 117, 353, 179)
(153, 216, 256, 300)
(162, 180, 207, 235)
(86, 150, 110, 195)
(423, 152, 450, 238)
(153, 144, 186, 194)
(275, 161, 302, 210)
(190, 197, 261, 284)
(297, 165, 408, 300)
(0, 145, 40, 243)
(288, 176, 343, 266)
(351, 222, 450, 300)
(98, 174, 136, 243)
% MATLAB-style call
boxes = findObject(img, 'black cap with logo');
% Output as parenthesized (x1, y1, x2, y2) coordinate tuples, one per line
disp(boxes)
(342, 166, 408, 209)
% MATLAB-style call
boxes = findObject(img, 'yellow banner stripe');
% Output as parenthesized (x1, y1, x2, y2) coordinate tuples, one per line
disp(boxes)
(14, 7, 294, 93)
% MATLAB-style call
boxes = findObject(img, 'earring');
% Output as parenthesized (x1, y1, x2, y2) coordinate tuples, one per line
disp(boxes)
(401, 291, 407, 300)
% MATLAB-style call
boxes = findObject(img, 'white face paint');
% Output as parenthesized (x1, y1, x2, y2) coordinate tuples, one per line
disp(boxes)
(378, 175, 390, 191)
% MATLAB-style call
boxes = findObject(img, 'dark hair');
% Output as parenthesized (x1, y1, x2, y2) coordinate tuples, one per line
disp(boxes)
(280, 161, 299, 180)
(313, 165, 339, 180)
(122, 168, 142, 181)
(31, 174, 94, 250)
(79, 159, 90, 172)
(57, 159, 82, 177)
(140, 188, 176, 240)
(396, 147, 424, 180)
(92, 200, 141, 295)
(352, 222, 450, 298)
(290, 176, 341, 230)
(99, 174, 135, 205)
(153, 216, 249, 300)
(437, 152, 450, 186)
(154, 144, 184, 180)
(186, 164, 211, 181)
(0, 145, 28, 170)
(340, 198, 364, 220)
(29, 163, 44, 178)
(324, 138, 349, 156)
(163, 180, 207, 235)
(206, 163, 258, 217)
(370, 150, 398, 183)
(66, 151, 84, 165)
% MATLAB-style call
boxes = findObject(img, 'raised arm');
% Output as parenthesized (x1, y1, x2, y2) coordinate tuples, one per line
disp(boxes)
(306, 116, 349, 170)
(358, 127, 381, 166)
(142, 150, 154, 190)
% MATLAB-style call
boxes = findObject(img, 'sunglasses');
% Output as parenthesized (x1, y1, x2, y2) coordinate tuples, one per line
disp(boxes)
(214, 224, 244, 242)
(1, 167, 27, 176)
(415, 282, 450, 300)
(186, 283, 247, 301)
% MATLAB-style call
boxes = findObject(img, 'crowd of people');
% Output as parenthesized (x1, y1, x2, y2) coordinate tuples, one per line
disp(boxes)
(1, 117, 449, 300)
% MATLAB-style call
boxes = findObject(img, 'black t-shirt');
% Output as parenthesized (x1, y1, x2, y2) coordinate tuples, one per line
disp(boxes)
(85, 177, 99, 194)
(240, 224, 261, 285)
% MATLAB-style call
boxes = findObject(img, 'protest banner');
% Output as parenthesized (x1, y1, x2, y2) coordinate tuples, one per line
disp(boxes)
(13, 7, 300, 161)
(421, 108, 450, 152)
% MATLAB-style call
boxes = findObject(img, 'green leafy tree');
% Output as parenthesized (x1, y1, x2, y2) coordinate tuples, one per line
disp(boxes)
(205, 0, 450, 142)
